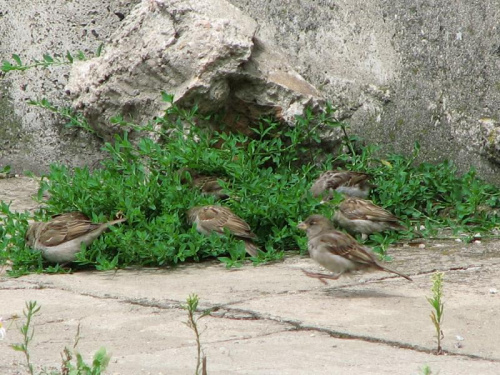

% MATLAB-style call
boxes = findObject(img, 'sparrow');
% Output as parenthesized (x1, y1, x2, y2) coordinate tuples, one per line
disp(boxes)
(297, 214, 412, 283)
(179, 168, 229, 199)
(25, 212, 126, 264)
(187, 205, 259, 257)
(333, 197, 406, 239)
(310, 170, 373, 200)
(192, 175, 229, 199)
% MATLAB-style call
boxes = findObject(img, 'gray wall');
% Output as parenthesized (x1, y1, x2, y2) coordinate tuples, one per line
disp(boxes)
(229, 0, 500, 184)
(0, 1, 140, 174)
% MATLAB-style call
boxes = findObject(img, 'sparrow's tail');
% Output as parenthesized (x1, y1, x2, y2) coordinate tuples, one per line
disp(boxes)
(390, 221, 407, 231)
(106, 217, 127, 227)
(380, 264, 413, 281)
(243, 240, 260, 257)
(96, 217, 127, 236)
(85, 217, 127, 245)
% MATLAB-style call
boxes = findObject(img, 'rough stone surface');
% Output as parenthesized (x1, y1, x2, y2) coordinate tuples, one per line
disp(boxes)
(1, 177, 500, 374)
(228, 0, 500, 185)
(0, 0, 141, 174)
(65, 0, 324, 139)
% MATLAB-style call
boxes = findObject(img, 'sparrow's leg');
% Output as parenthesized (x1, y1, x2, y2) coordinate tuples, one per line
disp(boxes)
(301, 269, 341, 284)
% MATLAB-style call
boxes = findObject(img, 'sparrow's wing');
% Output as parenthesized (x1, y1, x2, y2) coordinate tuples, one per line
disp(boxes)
(38, 213, 99, 246)
(318, 230, 377, 266)
(341, 198, 400, 223)
(198, 178, 224, 194)
(322, 171, 350, 190)
(51, 212, 90, 221)
(198, 206, 256, 239)
(321, 171, 368, 189)
(345, 172, 372, 186)
(192, 175, 213, 188)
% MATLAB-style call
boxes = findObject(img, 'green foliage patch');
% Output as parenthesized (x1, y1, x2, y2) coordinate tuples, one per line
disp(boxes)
(1, 96, 499, 276)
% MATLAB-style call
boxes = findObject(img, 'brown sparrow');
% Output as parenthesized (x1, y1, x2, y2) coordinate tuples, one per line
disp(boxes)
(297, 214, 412, 283)
(25, 212, 126, 263)
(187, 205, 259, 257)
(310, 170, 373, 200)
(192, 175, 229, 199)
(333, 197, 406, 239)
(179, 169, 229, 199)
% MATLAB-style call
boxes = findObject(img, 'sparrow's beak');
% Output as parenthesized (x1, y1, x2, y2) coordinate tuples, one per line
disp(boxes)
(297, 222, 307, 231)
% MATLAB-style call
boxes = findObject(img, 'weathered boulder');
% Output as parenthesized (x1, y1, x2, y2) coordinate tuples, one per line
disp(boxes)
(65, 0, 324, 139)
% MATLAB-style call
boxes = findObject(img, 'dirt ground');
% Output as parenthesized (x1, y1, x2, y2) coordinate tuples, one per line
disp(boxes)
(1, 176, 499, 374)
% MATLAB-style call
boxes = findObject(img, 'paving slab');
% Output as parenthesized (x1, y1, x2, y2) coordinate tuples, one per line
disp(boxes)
(1, 260, 500, 374)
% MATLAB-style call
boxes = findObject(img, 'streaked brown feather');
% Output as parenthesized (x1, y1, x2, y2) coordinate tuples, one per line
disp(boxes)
(324, 171, 371, 190)
(37, 212, 101, 246)
(197, 206, 256, 239)
(297, 214, 412, 281)
(310, 170, 373, 199)
(180, 168, 228, 199)
(319, 231, 377, 266)
(340, 198, 401, 223)
(188, 205, 260, 256)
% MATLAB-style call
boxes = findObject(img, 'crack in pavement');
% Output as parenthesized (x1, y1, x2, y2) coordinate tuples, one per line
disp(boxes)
(12, 278, 500, 363)
(208, 307, 500, 363)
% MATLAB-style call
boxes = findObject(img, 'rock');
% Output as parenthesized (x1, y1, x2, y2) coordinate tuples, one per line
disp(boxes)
(65, 0, 325, 140)
(479, 118, 500, 165)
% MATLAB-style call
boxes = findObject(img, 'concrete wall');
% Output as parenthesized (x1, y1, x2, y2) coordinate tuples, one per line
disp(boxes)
(228, 0, 500, 184)
(0, 1, 140, 174)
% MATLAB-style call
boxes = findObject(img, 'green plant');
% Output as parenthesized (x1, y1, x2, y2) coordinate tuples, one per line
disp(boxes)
(335, 142, 500, 253)
(1, 165, 11, 174)
(427, 272, 445, 354)
(1, 48, 102, 74)
(1, 91, 500, 274)
(28, 99, 97, 135)
(10, 301, 110, 375)
(1, 95, 339, 274)
(184, 294, 210, 375)
(419, 364, 439, 375)
(11, 301, 40, 375)
(0, 202, 44, 276)
(60, 341, 110, 375)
